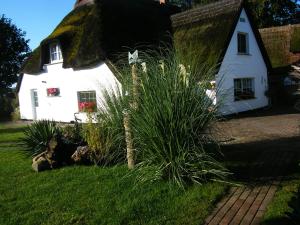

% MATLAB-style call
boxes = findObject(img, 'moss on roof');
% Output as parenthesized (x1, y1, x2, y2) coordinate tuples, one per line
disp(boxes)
(172, 0, 242, 70)
(173, 13, 237, 69)
(290, 26, 300, 53)
(22, 0, 178, 75)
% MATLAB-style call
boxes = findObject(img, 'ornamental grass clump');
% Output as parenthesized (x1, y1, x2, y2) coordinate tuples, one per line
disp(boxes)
(101, 50, 228, 187)
(22, 120, 61, 157)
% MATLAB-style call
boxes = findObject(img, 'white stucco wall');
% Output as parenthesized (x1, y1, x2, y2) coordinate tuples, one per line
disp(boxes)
(19, 62, 120, 123)
(216, 9, 269, 115)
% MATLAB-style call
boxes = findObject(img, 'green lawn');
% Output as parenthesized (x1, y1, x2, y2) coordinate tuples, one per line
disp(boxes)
(0, 123, 227, 225)
(261, 177, 300, 225)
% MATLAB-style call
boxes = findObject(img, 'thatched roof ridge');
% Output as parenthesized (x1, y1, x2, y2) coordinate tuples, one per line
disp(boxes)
(172, 0, 242, 28)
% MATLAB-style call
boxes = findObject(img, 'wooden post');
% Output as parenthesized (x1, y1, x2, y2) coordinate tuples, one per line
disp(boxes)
(131, 63, 139, 110)
(123, 109, 134, 169)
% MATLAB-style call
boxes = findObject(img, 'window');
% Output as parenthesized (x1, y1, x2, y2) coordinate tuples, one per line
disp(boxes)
(234, 78, 255, 101)
(77, 91, 97, 112)
(239, 18, 246, 23)
(50, 43, 63, 63)
(237, 33, 249, 54)
(33, 90, 39, 107)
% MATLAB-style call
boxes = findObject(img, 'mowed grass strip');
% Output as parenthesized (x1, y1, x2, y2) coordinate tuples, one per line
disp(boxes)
(261, 177, 300, 225)
(0, 123, 228, 225)
(0, 123, 26, 144)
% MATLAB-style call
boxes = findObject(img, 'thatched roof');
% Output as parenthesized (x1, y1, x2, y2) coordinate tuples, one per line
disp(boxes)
(22, 0, 179, 75)
(259, 24, 300, 69)
(171, 0, 271, 71)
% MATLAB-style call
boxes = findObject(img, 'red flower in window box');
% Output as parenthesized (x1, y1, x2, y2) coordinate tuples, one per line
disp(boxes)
(47, 88, 60, 97)
(79, 102, 96, 112)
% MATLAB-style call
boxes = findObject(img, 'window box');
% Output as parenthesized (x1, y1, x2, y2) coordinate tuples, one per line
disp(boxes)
(78, 91, 97, 112)
(47, 88, 60, 97)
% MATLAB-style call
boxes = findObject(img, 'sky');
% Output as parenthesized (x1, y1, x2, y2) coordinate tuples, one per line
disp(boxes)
(1, 0, 75, 50)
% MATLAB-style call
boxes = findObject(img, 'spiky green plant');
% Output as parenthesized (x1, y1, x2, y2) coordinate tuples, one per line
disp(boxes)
(102, 50, 228, 187)
(22, 120, 61, 157)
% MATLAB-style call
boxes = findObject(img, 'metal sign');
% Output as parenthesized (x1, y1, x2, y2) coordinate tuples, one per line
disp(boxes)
(128, 50, 140, 65)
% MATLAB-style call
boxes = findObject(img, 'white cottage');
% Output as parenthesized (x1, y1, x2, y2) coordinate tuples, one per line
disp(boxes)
(17, 0, 177, 122)
(172, 0, 272, 115)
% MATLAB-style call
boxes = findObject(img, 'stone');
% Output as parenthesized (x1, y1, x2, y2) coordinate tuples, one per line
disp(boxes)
(71, 146, 91, 164)
(32, 152, 51, 172)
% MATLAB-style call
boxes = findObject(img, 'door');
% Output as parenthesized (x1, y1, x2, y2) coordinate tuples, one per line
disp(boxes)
(31, 89, 39, 120)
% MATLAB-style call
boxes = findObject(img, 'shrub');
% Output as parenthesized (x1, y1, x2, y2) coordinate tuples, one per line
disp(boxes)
(61, 124, 83, 145)
(103, 50, 228, 187)
(22, 120, 61, 157)
(11, 107, 20, 121)
(81, 109, 126, 166)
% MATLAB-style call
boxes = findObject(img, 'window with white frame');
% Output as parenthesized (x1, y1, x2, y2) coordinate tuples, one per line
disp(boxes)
(237, 32, 249, 54)
(77, 91, 97, 112)
(50, 43, 63, 63)
(234, 78, 255, 101)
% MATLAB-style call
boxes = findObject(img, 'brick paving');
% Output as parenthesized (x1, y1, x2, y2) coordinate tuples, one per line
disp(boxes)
(204, 150, 295, 225)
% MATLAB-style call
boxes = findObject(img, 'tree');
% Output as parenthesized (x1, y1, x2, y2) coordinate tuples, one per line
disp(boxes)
(247, 0, 297, 28)
(0, 15, 30, 119)
(0, 15, 30, 93)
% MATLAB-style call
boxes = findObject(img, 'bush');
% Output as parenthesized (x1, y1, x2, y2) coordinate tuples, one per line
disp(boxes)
(22, 120, 61, 157)
(81, 110, 126, 166)
(61, 124, 83, 145)
(103, 50, 227, 187)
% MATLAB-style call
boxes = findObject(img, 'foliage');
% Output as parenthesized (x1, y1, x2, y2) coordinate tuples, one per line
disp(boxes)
(0, 93, 16, 120)
(0, 15, 30, 92)
(117, 51, 228, 188)
(61, 124, 83, 145)
(248, 0, 297, 28)
(82, 110, 125, 166)
(22, 120, 61, 157)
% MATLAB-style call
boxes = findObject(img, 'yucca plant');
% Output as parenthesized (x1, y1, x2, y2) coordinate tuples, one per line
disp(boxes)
(102, 50, 228, 187)
(22, 120, 61, 157)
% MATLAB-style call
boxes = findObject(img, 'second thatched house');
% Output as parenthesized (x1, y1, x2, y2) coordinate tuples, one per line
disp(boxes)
(172, 0, 272, 115)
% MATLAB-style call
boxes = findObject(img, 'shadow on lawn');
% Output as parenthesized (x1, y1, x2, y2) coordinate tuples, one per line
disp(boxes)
(221, 135, 300, 182)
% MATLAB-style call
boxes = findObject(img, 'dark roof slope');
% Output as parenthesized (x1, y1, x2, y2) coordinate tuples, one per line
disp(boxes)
(171, 0, 271, 71)
(22, 0, 179, 75)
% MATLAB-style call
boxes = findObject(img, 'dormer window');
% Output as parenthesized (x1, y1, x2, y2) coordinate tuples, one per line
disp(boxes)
(50, 43, 63, 63)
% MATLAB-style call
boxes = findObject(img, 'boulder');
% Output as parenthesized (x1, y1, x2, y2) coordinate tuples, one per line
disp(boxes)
(32, 152, 51, 172)
(71, 146, 91, 164)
